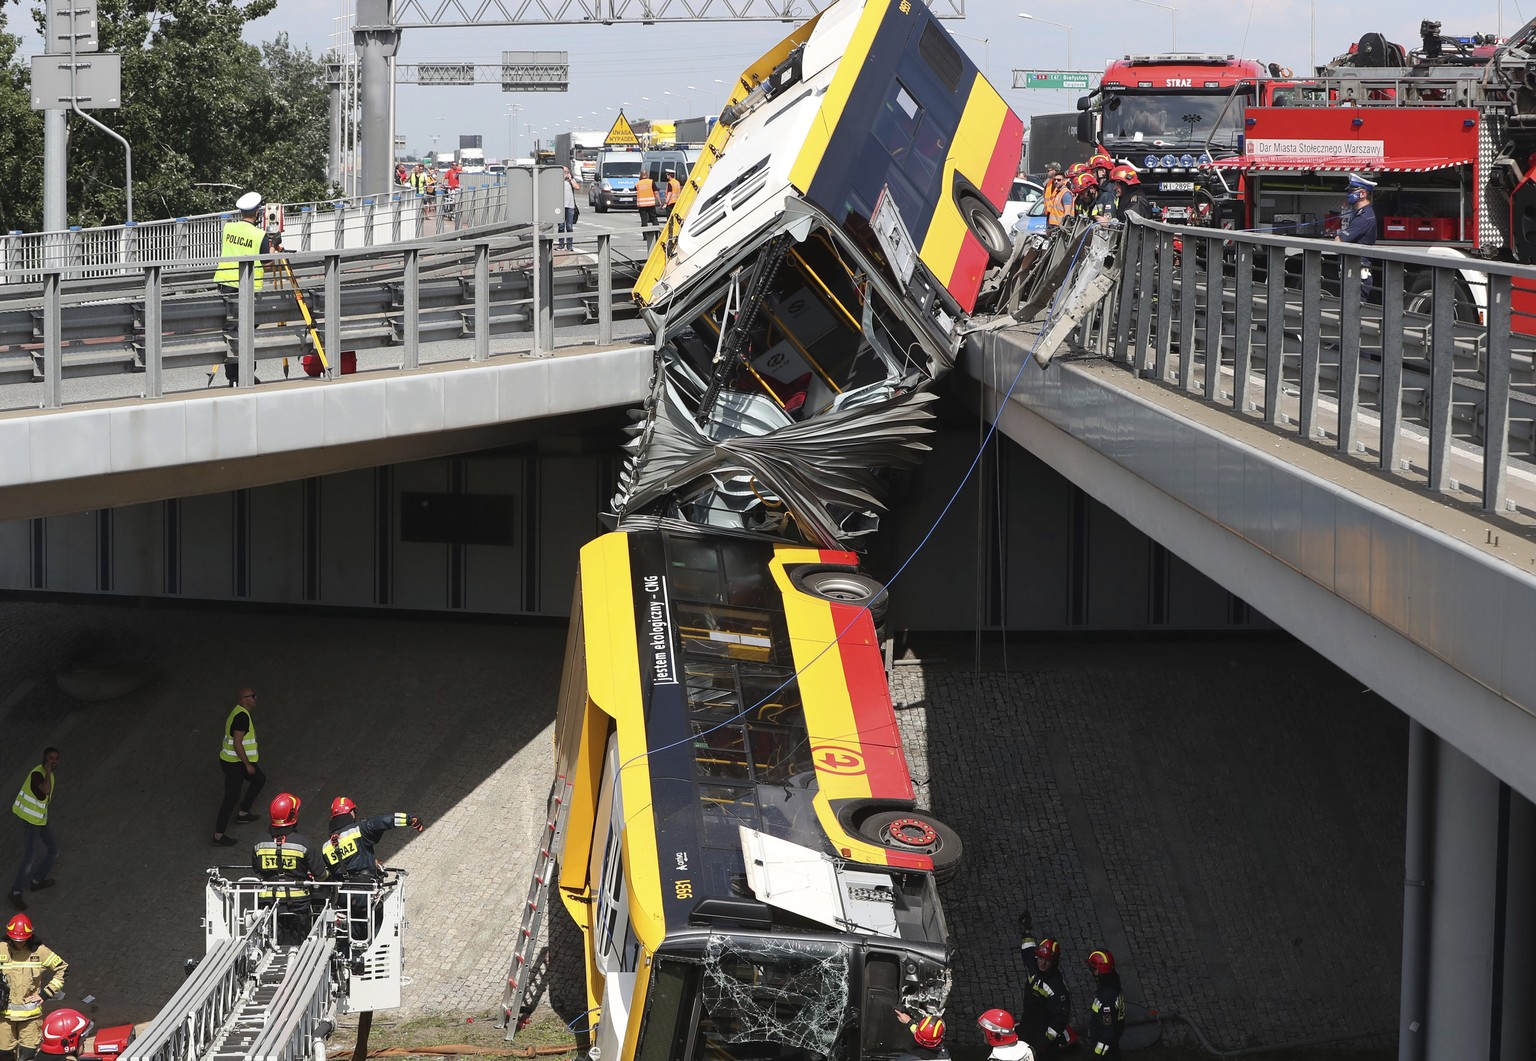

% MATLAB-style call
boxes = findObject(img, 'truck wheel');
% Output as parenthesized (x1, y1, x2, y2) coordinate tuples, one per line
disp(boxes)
(856, 810, 963, 883)
(1405, 271, 1479, 324)
(789, 567, 889, 625)
(958, 192, 1012, 264)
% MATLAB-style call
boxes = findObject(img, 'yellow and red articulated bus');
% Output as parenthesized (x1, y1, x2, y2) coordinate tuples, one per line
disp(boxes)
(618, 0, 1023, 545)
(552, 527, 959, 1060)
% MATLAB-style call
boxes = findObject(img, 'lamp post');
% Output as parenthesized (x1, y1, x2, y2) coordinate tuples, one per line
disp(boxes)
(949, 30, 991, 80)
(505, 104, 522, 161)
(1126, 0, 1177, 50)
(1017, 13, 1072, 74)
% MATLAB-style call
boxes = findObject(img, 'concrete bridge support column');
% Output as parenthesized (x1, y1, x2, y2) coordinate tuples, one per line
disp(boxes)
(1407, 727, 1536, 1061)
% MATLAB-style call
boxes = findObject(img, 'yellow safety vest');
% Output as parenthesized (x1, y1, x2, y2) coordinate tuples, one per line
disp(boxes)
(219, 705, 259, 763)
(213, 219, 267, 290)
(11, 766, 50, 826)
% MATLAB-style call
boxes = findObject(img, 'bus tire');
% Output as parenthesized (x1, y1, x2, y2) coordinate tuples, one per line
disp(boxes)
(789, 567, 889, 625)
(958, 192, 1011, 265)
(856, 809, 963, 883)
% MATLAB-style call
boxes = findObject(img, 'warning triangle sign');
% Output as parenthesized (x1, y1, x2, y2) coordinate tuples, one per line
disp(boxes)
(605, 112, 640, 147)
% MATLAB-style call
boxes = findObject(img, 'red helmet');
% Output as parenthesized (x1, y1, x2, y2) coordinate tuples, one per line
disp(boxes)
(6, 913, 33, 942)
(1071, 173, 1099, 195)
(977, 1008, 1018, 1047)
(1090, 151, 1114, 170)
(1110, 164, 1141, 186)
(1066, 162, 1089, 178)
(269, 792, 301, 828)
(1035, 937, 1062, 964)
(1088, 948, 1116, 975)
(912, 1016, 945, 1048)
(41, 1009, 93, 1056)
(330, 796, 357, 817)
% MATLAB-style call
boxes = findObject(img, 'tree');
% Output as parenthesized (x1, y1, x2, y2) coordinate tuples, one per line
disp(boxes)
(58, 0, 335, 226)
(0, 8, 44, 233)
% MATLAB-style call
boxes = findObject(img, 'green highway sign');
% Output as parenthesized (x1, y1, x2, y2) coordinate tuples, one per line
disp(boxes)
(1013, 70, 1095, 90)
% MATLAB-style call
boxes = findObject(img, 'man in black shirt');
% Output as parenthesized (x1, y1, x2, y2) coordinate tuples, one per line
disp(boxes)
(212, 688, 265, 847)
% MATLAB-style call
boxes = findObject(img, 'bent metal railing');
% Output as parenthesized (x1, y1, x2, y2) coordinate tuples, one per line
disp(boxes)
(1086, 215, 1536, 516)
(3, 225, 644, 410)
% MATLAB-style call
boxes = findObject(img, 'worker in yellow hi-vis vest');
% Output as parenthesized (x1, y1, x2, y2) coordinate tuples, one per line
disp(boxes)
(7, 750, 58, 913)
(213, 191, 282, 386)
(212, 687, 265, 848)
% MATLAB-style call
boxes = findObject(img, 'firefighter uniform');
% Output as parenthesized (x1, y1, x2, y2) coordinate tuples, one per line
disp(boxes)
(320, 812, 416, 882)
(253, 830, 321, 946)
(0, 941, 66, 1055)
(1087, 971, 1126, 1058)
(1020, 935, 1074, 1051)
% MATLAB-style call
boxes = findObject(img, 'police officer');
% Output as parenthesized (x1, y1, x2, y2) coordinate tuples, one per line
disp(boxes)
(0, 915, 66, 1061)
(1020, 914, 1076, 1052)
(662, 170, 682, 216)
(253, 793, 321, 946)
(212, 193, 281, 386)
(1336, 173, 1378, 302)
(1085, 949, 1126, 1059)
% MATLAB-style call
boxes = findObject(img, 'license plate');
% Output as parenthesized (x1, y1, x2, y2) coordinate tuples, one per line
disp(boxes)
(1162, 207, 1191, 220)
(1160, 181, 1195, 192)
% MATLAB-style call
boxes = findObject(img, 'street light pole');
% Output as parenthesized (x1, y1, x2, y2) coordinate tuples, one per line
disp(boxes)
(1017, 12, 1072, 74)
(1126, 0, 1176, 50)
(950, 30, 991, 80)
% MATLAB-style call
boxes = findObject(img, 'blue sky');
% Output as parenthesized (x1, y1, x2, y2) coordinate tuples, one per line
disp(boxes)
(27, 0, 1524, 159)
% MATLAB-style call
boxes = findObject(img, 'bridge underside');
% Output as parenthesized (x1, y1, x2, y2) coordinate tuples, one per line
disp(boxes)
(970, 330, 1536, 1059)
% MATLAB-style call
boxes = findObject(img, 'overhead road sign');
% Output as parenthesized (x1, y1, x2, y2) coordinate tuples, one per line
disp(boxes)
(47, 0, 98, 52)
(502, 50, 568, 92)
(30, 52, 120, 109)
(1013, 70, 1095, 90)
(390, 0, 963, 26)
(415, 62, 475, 84)
(605, 112, 640, 147)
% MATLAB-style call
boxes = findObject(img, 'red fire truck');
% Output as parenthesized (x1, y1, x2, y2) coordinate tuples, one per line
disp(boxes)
(1214, 19, 1536, 320)
(1077, 53, 1290, 224)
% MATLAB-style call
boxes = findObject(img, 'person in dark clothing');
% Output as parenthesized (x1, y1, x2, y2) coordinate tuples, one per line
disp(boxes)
(321, 797, 424, 958)
(1337, 173, 1378, 302)
(1107, 165, 1153, 222)
(212, 688, 265, 847)
(1020, 914, 1076, 1052)
(252, 792, 321, 946)
(1085, 949, 1126, 1059)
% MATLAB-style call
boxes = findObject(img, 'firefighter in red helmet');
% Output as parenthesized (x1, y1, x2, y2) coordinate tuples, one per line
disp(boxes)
(1086, 949, 1126, 1058)
(321, 797, 424, 960)
(38, 1011, 90, 1059)
(893, 1010, 950, 1059)
(977, 1008, 1033, 1060)
(1020, 913, 1076, 1052)
(0, 915, 66, 1061)
(252, 793, 322, 946)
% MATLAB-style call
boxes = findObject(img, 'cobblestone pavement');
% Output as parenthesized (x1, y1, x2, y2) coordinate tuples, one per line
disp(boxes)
(0, 601, 1404, 1051)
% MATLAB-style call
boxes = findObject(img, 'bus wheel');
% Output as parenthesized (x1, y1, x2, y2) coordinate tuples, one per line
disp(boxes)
(958, 193, 1012, 265)
(856, 810, 963, 883)
(790, 567, 889, 625)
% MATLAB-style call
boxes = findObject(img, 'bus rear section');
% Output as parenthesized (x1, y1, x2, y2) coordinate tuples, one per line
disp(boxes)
(552, 529, 958, 1060)
(619, 0, 1022, 544)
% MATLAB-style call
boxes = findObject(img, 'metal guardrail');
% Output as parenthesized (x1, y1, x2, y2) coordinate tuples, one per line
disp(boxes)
(2, 227, 644, 409)
(1093, 215, 1536, 515)
(0, 184, 515, 282)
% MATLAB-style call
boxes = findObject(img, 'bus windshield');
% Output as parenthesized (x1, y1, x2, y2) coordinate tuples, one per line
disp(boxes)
(1099, 90, 1248, 149)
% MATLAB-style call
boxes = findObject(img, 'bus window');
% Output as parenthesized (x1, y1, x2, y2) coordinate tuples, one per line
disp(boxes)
(694, 935, 852, 1059)
(860, 953, 904, 1056)
(634, 959, 698, 1061)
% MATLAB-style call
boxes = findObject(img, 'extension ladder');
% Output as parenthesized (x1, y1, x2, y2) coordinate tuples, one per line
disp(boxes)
(501, 772, 576, 1040)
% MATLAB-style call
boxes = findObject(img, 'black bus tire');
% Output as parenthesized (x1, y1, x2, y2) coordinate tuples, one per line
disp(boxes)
(856, 810, 963, 883)
(958, 192, 1012, 264)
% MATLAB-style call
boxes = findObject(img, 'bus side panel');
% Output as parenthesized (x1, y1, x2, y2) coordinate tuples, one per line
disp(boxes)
(575, 534, 669, 954)
(770, 546, 919, 869)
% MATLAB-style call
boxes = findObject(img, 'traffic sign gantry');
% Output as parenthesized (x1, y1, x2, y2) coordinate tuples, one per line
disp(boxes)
(1014, 70, 1094, 90)
(605, 112, 640, 147)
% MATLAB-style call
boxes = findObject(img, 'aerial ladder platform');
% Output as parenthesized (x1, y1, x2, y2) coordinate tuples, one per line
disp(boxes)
(118, 870, 407, 1061)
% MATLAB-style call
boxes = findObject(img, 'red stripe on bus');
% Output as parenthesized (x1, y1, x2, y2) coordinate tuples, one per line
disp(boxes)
(948, 238, 990, 314)
(828, 599, 914, 802)
(982, 110, 1026, 206)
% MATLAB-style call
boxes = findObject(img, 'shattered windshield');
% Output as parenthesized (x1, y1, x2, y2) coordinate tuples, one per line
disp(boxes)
(698, 934, 852, 1059)
(1099, 91, 1246, 149)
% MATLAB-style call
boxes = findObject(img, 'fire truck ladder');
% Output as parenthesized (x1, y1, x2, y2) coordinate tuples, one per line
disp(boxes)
(119, 905, 340, 1061)
(500, 772, 576, 1040)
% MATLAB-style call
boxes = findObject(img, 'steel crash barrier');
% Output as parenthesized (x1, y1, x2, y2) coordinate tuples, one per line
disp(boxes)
(0, 226, 644, 409)
(0, 183, 516, 283)
(1078, 215, 1536, 515)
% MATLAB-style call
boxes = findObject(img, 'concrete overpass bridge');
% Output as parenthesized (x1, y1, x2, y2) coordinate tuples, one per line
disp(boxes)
(1, 215, 1533, 1059)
